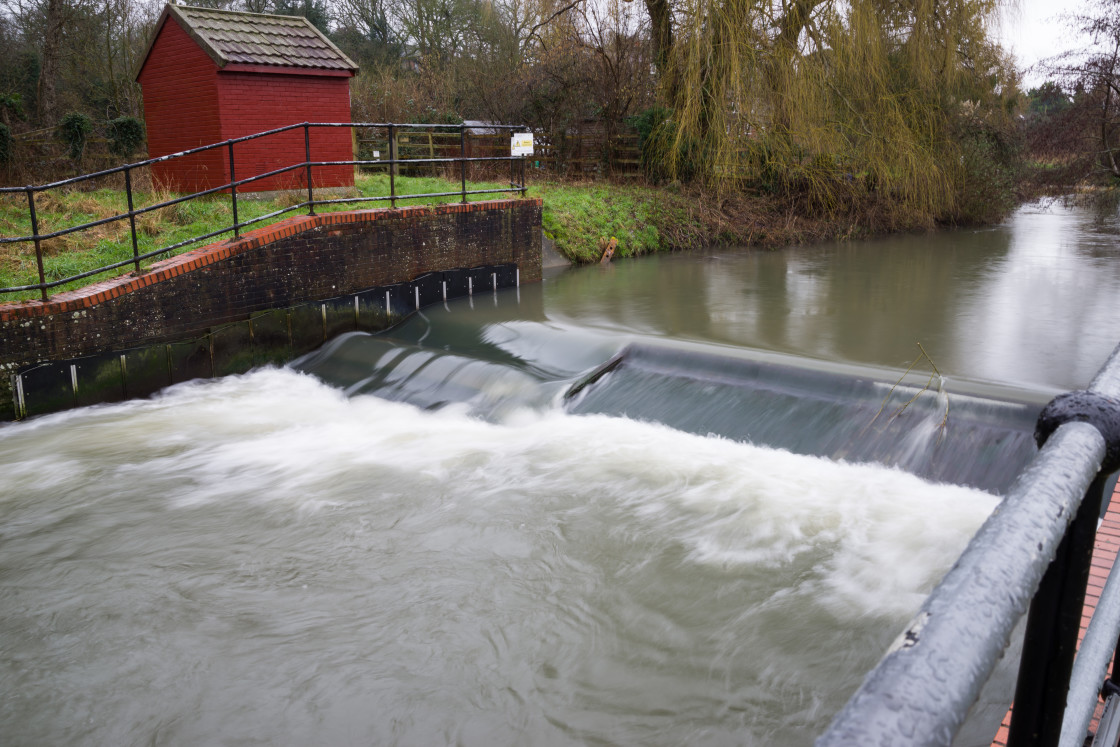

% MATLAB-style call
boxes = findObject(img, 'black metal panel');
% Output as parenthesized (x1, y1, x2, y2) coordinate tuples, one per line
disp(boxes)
(382, 283, 410, 325)
(289, 302, 326, 356)
(212, 322, 254, 377)
(410, 272, 443, 310)
(441, 268, 470, 300)
(72, 351, 126, 408)
(250, 309, 291, 367)
(493, 263, 518, 289)
(19, 361, 74, 417)
(354, 287, 392, 332)
(168, 337, 212, 384)
(467, 265, 495, 294)
(321, 295, 358, 341)
(122, 345, 172, 400)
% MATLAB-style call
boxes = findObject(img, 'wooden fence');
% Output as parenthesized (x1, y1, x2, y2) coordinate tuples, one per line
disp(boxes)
(354, 125, 644, 180)
(2, 121, 645, 188)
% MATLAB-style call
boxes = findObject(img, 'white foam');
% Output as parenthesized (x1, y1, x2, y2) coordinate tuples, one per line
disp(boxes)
(0, 367, 997, 624)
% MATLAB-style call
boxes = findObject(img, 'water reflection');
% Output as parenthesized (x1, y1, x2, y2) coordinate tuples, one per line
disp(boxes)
(545, 199, 1120, 391)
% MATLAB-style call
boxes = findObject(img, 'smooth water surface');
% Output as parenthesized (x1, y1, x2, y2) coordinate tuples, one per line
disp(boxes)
(1, 198, 1117, 746)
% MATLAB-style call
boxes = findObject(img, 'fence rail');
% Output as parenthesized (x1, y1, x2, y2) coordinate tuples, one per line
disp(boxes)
(0, 121, 530, 301)
(817, 343, 1120, 746)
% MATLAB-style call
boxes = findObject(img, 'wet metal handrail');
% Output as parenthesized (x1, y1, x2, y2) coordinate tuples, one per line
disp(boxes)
(817, 343, 1120, 747)
(0, 121, 531, 301)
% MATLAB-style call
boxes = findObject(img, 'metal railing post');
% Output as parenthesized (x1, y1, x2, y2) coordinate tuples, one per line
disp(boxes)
(228, 142, 239, 238)
(388, 124, 397, 209)
(26, 187, 47, 301)
(304, 123, 315, 215)
(521, 156, 527, 198)
(460, 124, 467, 204)
(124, 167, 140, 273)
(1007, 474, 1108, 747)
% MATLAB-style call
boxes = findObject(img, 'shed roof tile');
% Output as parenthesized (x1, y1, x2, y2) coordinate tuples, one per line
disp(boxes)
(145, 4, 358, 75)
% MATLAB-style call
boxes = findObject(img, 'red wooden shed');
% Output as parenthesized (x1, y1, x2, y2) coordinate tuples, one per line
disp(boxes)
(135, 4, 358, 194)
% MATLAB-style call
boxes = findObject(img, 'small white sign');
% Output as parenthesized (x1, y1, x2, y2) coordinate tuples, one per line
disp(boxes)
(372, 150, 381, 159)
(511, 132, 534, 157)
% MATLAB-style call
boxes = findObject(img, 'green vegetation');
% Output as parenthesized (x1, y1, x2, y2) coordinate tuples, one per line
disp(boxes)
(56, 111, 92, 162)
(649, 0, 1017, 228)
(106, 116, 144, 159)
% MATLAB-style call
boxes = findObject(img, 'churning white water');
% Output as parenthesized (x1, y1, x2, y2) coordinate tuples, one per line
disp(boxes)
(0, 368, 997, 746)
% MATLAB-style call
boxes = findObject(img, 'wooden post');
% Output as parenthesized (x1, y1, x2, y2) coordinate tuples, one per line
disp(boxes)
(389, 128, 399, 177)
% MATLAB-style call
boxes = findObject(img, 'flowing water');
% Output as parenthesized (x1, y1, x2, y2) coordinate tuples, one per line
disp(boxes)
(2, 198, 1119, 746)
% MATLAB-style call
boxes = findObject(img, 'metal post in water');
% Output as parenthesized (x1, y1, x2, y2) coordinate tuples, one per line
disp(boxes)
(491, 272, 496, 291)
(442, 281, 447, 301)
(414, 286, 420, 310)
(304, 123, 315, 215)
(124, 167, 140, 272)
(26, 187, 47, 301)
(13, 373, 26, 419)
(228, 142, 239, 238)
(468, 276, 473, 296)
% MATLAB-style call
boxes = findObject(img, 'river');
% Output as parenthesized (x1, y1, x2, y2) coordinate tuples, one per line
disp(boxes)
(1, 198, 1118, 746)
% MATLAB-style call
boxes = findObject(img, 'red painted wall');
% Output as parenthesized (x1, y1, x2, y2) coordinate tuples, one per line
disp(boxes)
(217, 72, 354, 191)
(138, 16, 354, 194)
(138, 17, 226, 194)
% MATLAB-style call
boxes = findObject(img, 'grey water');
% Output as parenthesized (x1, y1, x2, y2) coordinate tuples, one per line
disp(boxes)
(2, 198, 1119, 746)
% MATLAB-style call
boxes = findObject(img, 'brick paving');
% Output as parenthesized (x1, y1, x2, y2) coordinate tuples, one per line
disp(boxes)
(990, 480, 1120, 746)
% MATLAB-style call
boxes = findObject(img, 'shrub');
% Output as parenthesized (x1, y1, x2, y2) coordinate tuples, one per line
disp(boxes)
(107, 116, 145, 159)
(57, 112, 93, 162)
(0, 123, 11, 166)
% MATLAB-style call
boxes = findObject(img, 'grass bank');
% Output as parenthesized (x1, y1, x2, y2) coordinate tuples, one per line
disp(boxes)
(0, 173, 885, 302)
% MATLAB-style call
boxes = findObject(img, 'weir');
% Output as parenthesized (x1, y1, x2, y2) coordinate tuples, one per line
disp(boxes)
(296, 325, 1046, 495)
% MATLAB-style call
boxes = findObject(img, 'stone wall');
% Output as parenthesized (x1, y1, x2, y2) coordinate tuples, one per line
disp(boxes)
(0, 198, 542, 420)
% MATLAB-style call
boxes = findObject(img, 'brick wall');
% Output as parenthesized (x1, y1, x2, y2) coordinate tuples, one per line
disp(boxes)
(138, 16, 227, 193)
(0, 199, 542, 420)
(217, 72, 354, 192)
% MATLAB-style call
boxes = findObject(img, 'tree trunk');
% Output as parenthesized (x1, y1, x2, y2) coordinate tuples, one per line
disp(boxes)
(644, 0, 675, 98)
(38, 0, 67, 124)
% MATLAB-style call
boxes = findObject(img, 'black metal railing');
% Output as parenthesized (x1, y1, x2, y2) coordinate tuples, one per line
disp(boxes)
(817, 342, 1120, 747)
(0, 121, 531, 301)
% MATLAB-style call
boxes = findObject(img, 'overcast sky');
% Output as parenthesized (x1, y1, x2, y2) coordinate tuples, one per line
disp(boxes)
(997, 0, 1092, 87)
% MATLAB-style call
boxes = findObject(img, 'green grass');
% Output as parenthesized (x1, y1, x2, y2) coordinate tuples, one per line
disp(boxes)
(0, 173, 700, 303)
(529, 180, 706, 262)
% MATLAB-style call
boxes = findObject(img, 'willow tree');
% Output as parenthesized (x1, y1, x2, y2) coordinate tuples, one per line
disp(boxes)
(644, 0, 1019, 225)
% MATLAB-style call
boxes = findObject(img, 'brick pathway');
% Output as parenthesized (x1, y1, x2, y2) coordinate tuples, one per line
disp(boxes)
(991, 481, 1120, 746)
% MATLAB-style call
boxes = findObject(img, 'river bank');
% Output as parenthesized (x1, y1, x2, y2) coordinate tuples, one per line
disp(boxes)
(0, 172, 1012, 301)
(534, 179, 928, 264)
